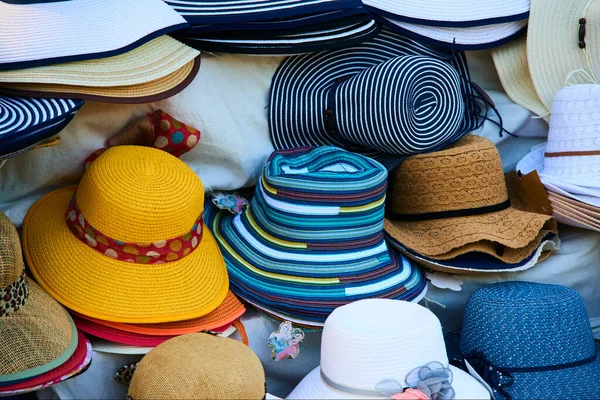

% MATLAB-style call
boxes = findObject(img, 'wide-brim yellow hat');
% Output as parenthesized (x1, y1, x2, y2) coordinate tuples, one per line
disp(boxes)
(23, 146, 228, 324)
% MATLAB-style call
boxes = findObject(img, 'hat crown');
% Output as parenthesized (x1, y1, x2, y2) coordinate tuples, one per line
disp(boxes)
(460, 281, 596, 368)
(254, 146, 388, 244)
(75, 146, 204, 243)
(0, 212, 22, 289)
(321, 299, 449, 390)
(388, 135, 508, 217)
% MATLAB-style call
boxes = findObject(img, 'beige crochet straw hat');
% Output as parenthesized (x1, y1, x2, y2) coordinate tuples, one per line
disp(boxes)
(492, 36, 550, 119)
(128, 334, 266, 400)
(384, 135, 557, 266)
(0, 212, 78, 384)
(527, 0, 600, 111)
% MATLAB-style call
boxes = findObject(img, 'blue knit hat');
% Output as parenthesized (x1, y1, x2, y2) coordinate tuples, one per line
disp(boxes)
(446, 281, 600, 400)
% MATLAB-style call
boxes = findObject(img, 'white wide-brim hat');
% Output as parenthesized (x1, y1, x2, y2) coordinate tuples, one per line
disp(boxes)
(362, 0, 529, 27)
(0, 0, 187, 70)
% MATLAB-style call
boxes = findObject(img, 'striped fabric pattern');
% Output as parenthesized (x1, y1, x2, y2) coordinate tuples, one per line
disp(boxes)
(269, 27, 479, 169)
(0, 96, 83, 159)
(204, 146, 427, 324)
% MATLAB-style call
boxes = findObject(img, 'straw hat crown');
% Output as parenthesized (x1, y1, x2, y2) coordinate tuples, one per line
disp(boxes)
(388, 135, 508, 217)
(0, 212, 22, 288)
(76, 146, 204, 243)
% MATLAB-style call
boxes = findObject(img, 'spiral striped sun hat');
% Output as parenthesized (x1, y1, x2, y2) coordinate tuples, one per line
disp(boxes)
(269, 28, 479, 169)
(0, 95, 84, 160)
(204, 146, 428, 326)
(0, 0, 188, 70)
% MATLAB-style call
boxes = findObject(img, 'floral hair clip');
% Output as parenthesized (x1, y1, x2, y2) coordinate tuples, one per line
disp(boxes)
(268, 321, 305, 361)
(376, 362, 455, 400)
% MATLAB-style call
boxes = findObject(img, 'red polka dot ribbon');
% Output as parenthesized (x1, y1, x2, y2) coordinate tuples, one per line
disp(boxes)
(65, 195, 203, 264)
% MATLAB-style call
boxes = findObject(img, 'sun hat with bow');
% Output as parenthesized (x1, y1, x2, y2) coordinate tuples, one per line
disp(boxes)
(0, 95, 83, 160)
(204, 146, 427, 326)
(0, 211, 79, 385)
(384, 135, 557, 272)
(0, 36, 200, 104)
(269, 28, 482, 170)
(127, 334, 266, 399)
(446, 281, 600, 399)
(287, 299, 490, 399)
(0, 0, 188, 70)
(23, 145, 229, 323)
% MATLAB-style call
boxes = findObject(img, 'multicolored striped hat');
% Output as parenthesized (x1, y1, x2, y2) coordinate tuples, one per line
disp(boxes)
(269, 28, 480, 169)
(204, 146, 428, 326)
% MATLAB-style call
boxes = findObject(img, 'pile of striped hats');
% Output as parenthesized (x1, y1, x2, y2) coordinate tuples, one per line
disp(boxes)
(164, 0, 379, 55)
(204, 146, 428, 326)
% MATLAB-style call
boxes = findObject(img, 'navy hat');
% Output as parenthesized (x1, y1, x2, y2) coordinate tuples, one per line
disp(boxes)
(446, 282, 600, 400)
(0, 96, 83, 160)
(269, 28, 481, 169)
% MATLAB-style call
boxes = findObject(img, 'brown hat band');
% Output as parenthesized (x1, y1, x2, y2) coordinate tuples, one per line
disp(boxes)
(0, 271, 28, 317)
(389, 198, 511, 221)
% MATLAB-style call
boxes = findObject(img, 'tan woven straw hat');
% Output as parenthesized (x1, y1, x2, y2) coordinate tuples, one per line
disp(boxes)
(128, 334, 266, 400)
(384, 135, 557, 265)
(0, 212, 78, 384)
(492, 36, 550, 119)
(527, 0, 600, 111)
(0, 36, 200, 104)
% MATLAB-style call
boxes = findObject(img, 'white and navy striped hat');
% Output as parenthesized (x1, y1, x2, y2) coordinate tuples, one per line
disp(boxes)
(269, 28, 479, 168)
(0, 95, 83, 160)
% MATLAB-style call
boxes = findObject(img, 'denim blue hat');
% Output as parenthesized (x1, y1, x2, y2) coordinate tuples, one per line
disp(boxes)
(446, 281, 600, 400)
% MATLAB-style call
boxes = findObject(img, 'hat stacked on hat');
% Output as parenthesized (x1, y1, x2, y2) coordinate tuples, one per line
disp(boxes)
(269, 28, 482, 170)
(385, 135, 558, 273)
(204, 146, 428, 327)
(22, 145, 243, 354)
(0, 0, 200, 104)
(127, 334, 266, 399)
(0, 211, 92, 396)
(163, 0, 379, 54)
(364, 0, 529, 50)
(288, 299, 490, 399)
(446, 281, 600, 399)
(517, 84, 600, 232)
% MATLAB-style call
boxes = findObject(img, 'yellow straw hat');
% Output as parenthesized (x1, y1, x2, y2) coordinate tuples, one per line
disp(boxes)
(128, 334, 266, 400)
(0, 212, 78, 384)
(528, 0, 600, 110)
(0, 36, 200, 104)
(491, 36, 550, 119)
(23, 146, 228, 323)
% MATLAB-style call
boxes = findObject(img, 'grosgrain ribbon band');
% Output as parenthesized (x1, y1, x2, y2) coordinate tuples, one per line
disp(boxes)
(545, 150, 600, 157)
(65, 195, 203, 264)
(321, 370, 391, 397)
(390, 199, 511, 222)
(0, 271, 28, 317)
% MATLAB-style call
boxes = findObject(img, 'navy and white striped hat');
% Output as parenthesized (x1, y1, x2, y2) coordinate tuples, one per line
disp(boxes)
(269, 28, 478, 168)
(0, 96, 83, 160)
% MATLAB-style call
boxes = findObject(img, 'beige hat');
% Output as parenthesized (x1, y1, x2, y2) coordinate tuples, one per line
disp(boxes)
(128, 334, 266, 400)
(491, 36, 550, 119)
(384, 135, 557, 267)
(0, 212, 78, 384)
(528, 0, 600, 111)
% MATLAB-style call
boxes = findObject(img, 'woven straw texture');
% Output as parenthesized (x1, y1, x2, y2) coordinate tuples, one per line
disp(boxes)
(128, 334, 265, 400)
(0, 58, 199, 103)
(84, 290, 245, 336)
(492, 36, 549, 119)
(385, 135, 556, 260)
(72, 315, 173, 347)
(0, 281, 76, 379)
(23, 146, 228, 323)
(528, 0, 600, 110)
(0, 212, 21, 288)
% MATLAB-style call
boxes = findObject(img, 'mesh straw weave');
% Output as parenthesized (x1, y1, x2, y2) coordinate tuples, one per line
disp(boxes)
(384, 135, 556, 260)
(128, 334, 265, 400)
(0, 212, 21, 288)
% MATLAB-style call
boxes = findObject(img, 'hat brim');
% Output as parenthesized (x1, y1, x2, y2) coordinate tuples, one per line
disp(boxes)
(385, 232, 559, 274)
(491, 36, 549, 119)
(287, 365, 490, 400)
(0, 331, 91, 395)
(72, 315, 174, 347)
(0, 281, 78, 383)
(0, 58, 200, 104)
(445, 333, 600, 399)
(23, 186, 229, 323)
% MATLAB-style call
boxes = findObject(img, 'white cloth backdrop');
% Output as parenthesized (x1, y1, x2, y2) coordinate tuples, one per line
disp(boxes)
(11, 49, 597, 399)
